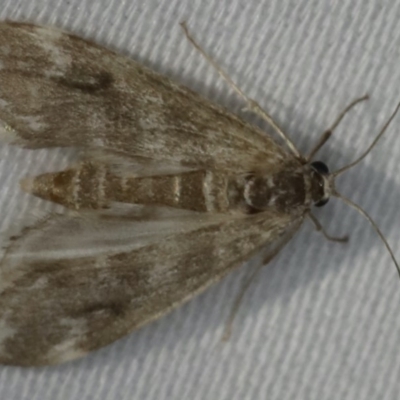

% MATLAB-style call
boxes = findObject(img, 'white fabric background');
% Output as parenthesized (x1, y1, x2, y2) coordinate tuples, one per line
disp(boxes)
(0, 1, 400, 399)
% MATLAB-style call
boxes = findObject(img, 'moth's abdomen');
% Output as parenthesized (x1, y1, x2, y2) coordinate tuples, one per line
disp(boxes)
(20, 163, 109, 209)
(113, 170, 229, 212)
(20, 163, 231, 212)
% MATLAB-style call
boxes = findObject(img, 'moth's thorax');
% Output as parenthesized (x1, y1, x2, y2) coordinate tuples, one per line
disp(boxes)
(20, 161, 334, 214)
(240, 163, 312, 214)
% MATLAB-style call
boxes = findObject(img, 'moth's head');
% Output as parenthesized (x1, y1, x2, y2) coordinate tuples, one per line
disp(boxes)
(309, 160, 334, 208)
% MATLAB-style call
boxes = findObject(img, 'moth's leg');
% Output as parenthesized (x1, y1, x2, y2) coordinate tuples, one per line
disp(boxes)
(306, 95, 369, 161)
(180, 22, 301, 159)
(221, 259, 264, 341)
(221, 222, 300, 340)
(308, 213, 348, 243)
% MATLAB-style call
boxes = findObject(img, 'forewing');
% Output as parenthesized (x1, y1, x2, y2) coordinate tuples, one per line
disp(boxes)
(0, 206, 302, 366)
(0, 21, 303, 367)
(0, 22, 290, 173)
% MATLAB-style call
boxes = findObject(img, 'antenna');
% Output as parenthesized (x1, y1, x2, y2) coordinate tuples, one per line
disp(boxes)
(334, 102, 400, 177)
(333, 101, 400, 277)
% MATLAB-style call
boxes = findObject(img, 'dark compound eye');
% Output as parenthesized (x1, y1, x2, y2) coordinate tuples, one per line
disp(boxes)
(311, 161, 329, 175)
(314, 197, 329, 207)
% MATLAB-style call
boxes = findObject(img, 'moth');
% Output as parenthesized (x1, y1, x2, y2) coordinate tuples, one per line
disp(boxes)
(0, 21, 397, 367)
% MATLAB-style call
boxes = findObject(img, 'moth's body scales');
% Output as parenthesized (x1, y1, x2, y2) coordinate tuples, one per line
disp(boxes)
(23, 160, 314, 214)
(0, 22, 330, 366)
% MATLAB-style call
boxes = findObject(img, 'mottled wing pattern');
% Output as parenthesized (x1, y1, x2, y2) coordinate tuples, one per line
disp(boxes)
(0, 22, 305, 366)
(0, 206, 302, 366)
(0, 22, 290, 174)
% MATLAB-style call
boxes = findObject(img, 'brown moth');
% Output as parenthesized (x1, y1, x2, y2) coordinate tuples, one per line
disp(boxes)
(0, 21, 397, 367)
